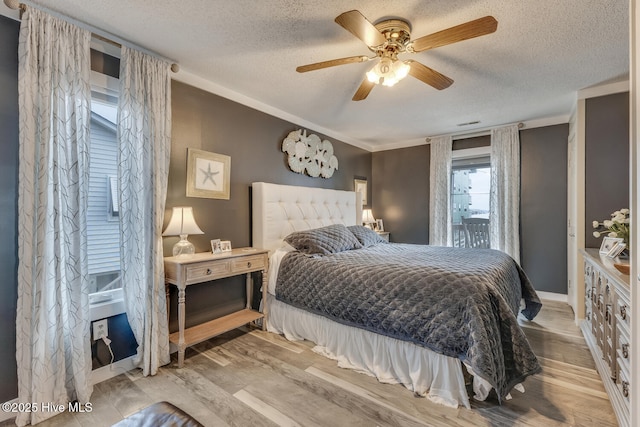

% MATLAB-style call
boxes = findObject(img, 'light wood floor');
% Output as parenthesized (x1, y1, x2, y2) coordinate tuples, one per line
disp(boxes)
(1, 300, 618, 426)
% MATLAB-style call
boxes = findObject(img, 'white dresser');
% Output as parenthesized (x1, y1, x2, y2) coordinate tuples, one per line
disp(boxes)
(581, 248, 631, 427)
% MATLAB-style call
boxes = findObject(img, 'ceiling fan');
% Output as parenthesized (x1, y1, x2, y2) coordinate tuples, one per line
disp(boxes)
(296, 10, 498, 101)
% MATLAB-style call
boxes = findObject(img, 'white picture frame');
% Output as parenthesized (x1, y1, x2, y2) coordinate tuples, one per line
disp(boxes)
(220, 240, 232, 252)
(354, 178, 367, 206)
(211, 239, 222, 254)
(375, 219, 384, 232)
(606, 242, 626, 258)
(599, 236, 623, 255)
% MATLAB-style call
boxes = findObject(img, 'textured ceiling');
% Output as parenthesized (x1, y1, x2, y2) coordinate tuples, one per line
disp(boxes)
(3, 0, 629, 151)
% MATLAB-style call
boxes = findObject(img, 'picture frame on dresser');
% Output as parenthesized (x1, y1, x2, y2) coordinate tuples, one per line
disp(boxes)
(599, 236, 623, 254)
(606, 242, 626, 258)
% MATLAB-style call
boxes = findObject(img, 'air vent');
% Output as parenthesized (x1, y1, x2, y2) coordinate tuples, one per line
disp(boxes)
(457, 121, 480, 126)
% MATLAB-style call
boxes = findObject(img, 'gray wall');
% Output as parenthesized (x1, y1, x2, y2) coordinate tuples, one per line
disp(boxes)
(0, 15, 19, 403)
(584, 92, 630, 248)
(520, 124, 569, 293)
(372, 145, 430, 244)
(166, 80, 372, 328)
(372, 125, 570, 294)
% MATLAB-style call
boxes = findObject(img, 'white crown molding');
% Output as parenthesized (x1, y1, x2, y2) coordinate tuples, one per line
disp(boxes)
(372, 114, 571, 152)
(578, 80, 629, 100)
(172, 69, 376, 152)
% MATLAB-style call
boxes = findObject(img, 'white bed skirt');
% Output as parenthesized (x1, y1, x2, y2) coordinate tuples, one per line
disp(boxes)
(266, 294, 472, 408)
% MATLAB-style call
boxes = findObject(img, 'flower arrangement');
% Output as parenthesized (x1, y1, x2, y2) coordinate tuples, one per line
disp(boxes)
(592, 208, 630, 246)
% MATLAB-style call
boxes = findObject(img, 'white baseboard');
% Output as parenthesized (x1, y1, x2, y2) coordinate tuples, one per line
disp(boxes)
(536, 290, 568, 303)
(0, 398, 18, 422)
(91, 355, 138, 385)
(1, 356, 138, 423)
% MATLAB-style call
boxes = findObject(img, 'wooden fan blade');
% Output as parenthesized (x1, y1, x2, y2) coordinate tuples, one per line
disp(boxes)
(407, 60, 453, 90)
(352, 78, 375, 101)
(296, 56, 370, 73)
(411, 16, 498, 52)
(335, 10, 387, 47)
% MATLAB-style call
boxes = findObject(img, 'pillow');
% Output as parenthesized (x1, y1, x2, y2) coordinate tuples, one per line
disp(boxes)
(347, 225, 388, 247)
(284, 224, 363, 255)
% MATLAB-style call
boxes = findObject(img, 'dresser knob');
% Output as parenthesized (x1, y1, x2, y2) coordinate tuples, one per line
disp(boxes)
(622, 343, 629, 359)
(620, 305, 627, 320)
(206, 268, 212, 275)
(622, 381, 629, 398)
(247, 262, 252, 268)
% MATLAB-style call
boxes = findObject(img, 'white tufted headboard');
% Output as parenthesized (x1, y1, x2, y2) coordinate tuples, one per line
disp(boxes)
(252, 182, 362, 252)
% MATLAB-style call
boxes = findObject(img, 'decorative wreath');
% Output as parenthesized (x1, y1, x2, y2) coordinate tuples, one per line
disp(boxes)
(282, 129, 339, 178)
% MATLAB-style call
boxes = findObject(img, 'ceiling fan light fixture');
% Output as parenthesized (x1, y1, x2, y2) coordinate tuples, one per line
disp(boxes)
(366, 58, 410, 87)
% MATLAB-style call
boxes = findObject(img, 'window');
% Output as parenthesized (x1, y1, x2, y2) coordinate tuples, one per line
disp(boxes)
(87, 69, 121, 297)
(451, 146, 491, 248)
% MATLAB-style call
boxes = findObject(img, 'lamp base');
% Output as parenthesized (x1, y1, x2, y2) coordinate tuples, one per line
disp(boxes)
(173, 235, 195, 257)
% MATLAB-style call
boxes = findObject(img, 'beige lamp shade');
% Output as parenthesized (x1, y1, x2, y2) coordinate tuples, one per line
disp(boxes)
(162, 207, 204, 236)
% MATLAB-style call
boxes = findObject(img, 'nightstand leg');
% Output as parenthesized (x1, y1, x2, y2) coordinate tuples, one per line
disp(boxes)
(177, 287, 186, 368)
(261, 269, 268, 331)
(246, 272, 252, 309)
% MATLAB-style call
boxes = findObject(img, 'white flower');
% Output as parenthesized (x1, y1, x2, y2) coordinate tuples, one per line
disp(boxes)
(603, 220, 613, 228)
(593, 231, 601, 238)
(609, 232, 618, 238)
(621, 208, 630, 214)
(592, 220, 600, 228)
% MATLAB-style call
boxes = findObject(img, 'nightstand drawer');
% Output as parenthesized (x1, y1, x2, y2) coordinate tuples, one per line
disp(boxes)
(231, 254, 266, 273)
(186, 260, 231, 282)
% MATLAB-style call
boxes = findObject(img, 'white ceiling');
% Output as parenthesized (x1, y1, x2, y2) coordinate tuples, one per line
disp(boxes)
(3, 0, 630, 151)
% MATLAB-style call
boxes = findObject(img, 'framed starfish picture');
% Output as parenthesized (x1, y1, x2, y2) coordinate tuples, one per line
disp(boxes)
(186, 148, 231, 199)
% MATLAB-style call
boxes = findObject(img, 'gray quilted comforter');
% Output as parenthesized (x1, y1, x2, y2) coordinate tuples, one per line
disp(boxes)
(275, 243, 542, 402)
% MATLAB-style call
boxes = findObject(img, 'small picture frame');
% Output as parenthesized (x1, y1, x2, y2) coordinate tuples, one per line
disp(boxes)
(375, 219, 384, 232)
(599, 236, 623, 255)
(220, 240, 232, 252)
(606, 242, 626, 258)
(211, 239, 222, 254)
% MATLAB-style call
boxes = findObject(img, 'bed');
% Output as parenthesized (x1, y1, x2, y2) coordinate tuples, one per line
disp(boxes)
(251, 181, 542, 408)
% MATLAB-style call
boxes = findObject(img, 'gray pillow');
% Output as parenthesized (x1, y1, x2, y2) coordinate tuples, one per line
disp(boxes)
(284, 224, 363, 255)
(347, 225, 388, 247)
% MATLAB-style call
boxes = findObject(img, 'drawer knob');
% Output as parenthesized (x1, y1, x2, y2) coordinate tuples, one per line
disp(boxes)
(622, 343, 629, 359)
(622, 381, 629, 398)
(605, 284, 610, 294)
(247, 261, 252, 268)
(206, 268, 212, 275)
(620, 305, 627, 320)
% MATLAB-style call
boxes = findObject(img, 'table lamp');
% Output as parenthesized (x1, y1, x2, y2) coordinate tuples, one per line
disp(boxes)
(362, 208, 376, 229)
(163, 207, 204, 257)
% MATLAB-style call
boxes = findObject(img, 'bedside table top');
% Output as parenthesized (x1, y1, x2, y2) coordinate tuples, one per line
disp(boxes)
(164, 247, 267, 265)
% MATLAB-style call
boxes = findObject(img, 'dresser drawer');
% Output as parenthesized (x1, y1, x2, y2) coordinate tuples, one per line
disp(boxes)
(186, 260, 232, 282)
(617, 357, 631, 406)
(231, 254, 266, 273)
(616, 298, 631, 331)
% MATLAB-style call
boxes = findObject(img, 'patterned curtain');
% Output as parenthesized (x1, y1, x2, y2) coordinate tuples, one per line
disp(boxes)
(429, 135, 453, 246)
(490, 125, 521, 262)
(16, 8, 92, 426)
(118, 46, 172, 375)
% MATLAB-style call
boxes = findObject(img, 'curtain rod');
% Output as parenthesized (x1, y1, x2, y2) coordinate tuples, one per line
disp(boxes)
(6, 0, 180, 73)
(425, 122, 524, 143)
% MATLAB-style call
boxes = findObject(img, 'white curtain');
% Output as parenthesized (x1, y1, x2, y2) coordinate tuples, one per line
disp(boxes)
(429, 135, 453, 246)
(490, 125, 521, 262)
(16, 8, 92, 426)
(119, 46, 172, 375)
